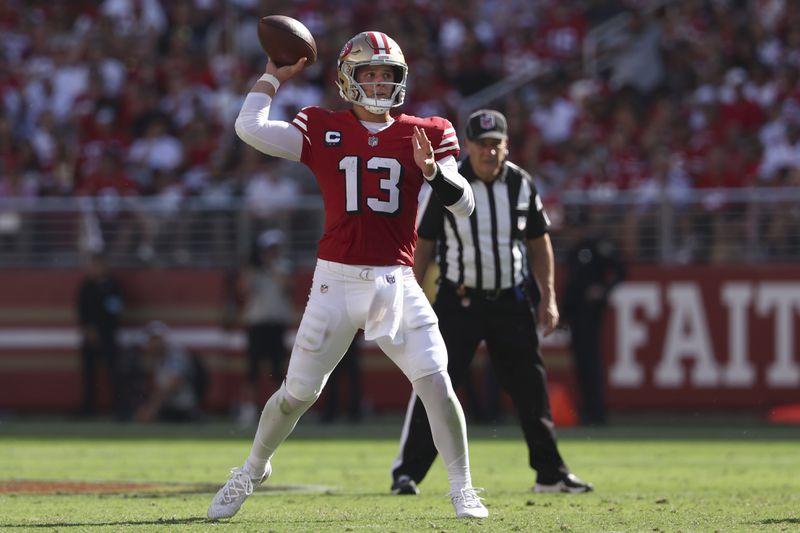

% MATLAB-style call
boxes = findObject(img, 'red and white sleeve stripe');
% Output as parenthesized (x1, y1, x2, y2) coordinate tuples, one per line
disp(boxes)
(433, 126, 459, 158)
(291, 110, 311, 146)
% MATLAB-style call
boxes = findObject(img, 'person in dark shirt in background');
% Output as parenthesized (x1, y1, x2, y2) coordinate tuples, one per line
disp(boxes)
(561, 209, 626, 426)
(76, 252, 125, 418)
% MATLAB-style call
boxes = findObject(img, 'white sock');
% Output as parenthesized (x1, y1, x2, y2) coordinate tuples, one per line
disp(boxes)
(412, 371, 472, 493)
(244, 385, 314, 477)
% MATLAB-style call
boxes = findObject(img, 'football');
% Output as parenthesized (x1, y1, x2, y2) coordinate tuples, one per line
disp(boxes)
(257, 15, 317, 67)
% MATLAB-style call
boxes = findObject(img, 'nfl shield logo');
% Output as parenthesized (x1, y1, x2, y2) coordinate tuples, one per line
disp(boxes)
(480, 113, 495, 130)
(385, 274, 395, 284)
(320, 283, 329, 293)
(368, 136, 379, 147)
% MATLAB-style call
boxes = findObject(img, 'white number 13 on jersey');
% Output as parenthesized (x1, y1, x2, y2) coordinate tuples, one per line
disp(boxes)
(339, 156, 402, 214)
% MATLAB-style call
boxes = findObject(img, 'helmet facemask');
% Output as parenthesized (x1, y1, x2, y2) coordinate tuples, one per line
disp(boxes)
(337, 32, 408, 114)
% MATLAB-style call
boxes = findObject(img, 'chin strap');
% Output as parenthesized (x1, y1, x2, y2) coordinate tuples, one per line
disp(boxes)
(358, 98, 395, 114)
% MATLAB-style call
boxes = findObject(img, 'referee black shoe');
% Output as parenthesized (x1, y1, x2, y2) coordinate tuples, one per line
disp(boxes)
(391, 475, 420, 495)
(533, 473, 594, 493)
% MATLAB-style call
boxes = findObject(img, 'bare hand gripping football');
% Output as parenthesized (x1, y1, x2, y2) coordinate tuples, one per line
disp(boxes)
(257, 15, 317, 67)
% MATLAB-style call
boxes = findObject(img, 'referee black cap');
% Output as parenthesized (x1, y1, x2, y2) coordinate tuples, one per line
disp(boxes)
(466, 109, 508, 141)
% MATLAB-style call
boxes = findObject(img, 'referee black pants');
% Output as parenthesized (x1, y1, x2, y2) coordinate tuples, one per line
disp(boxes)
(392, 281, 569, 484)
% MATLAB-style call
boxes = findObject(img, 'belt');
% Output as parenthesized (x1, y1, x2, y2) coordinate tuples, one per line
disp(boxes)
(317, 259, 376, 280)
(442, 279, 518, 301)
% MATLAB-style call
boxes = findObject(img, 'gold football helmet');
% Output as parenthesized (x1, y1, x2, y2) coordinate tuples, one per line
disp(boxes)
(336, 31, 408, 114)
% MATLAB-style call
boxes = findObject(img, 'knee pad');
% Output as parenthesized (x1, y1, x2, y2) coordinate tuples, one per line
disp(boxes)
(273, 382, 316, 415)
(284, 375, 323, 405)
(413, 370, 451, 390)
(412, 370, 454, 405)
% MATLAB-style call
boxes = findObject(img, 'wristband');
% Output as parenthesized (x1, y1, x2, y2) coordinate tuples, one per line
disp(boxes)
(258, 73, 280, 92)
(423, 163, 464, 205)
(423, 162, 439, 181)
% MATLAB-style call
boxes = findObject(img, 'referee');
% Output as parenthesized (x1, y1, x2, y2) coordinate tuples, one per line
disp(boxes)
(390, 109, 593, 495)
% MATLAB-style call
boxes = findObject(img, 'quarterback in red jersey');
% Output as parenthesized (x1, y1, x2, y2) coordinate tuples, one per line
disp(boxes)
(292, 107, 461, 265)
(207, 31, 487, 520)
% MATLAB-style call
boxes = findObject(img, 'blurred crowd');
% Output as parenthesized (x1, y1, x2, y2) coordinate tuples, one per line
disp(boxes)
(0, 0, 799, 263)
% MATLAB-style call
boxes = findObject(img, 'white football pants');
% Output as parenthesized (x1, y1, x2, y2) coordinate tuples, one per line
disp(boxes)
(284, 259, 447, 401)
(245, 259, 472, 491)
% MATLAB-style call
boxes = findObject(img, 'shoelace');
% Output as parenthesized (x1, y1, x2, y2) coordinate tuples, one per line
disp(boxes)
(451, 487, 485, 508)
(221, 468, 255, 504)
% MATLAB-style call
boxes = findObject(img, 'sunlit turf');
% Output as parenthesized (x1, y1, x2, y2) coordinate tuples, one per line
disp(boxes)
(0, 419, 798, 532)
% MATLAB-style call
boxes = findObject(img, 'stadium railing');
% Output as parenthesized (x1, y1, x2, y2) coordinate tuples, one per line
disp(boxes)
(0, 187, 798, 268)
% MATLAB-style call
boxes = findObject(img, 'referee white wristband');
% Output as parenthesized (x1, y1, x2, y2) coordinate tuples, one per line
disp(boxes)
(258, 73, 280, 92)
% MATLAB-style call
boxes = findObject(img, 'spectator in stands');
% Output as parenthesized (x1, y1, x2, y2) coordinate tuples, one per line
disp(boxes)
(0, 120, 37, 260)
(582, 0, 626, 26)
(77, 148, 143, 261)
(100, 0, 168, 37)
(193, 159, 243, 263)
(77, 106, 132, 182)
(758, 120, 800, 182)
(534, 2, 587, 71)
(607, 8, 666, 99)
(241, 150, 300, 235)
(718, 68, 764, 138)
(127, 116, 183, 190)
(761, 166, 800, 260)
(624, 145, 692, 262)
(529, 74, 578, 147)
(29, 110, 58, 169)
(78, 146, 139, 197)
(138, 166, 189, 264)
(694, 145, 752, 263)
(268, 74, 324, 122)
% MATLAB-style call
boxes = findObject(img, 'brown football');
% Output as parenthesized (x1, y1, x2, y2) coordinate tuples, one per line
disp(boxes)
(257, 15, 317, 67)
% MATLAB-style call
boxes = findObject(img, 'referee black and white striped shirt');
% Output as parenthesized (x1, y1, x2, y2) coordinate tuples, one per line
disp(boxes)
(417, 158, 550, 292)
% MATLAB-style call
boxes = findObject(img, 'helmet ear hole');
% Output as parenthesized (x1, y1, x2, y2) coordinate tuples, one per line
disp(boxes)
(392, 66, 404, 82)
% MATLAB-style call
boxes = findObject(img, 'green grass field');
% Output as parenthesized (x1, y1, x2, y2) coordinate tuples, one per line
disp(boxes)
(1, 418, 799, 532)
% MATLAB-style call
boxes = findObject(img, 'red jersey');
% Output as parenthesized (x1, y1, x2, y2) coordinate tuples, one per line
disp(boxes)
(291, 107, 459, 266)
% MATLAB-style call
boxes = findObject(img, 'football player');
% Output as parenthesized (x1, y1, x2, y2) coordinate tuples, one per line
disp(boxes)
(207, 31, 488, 520)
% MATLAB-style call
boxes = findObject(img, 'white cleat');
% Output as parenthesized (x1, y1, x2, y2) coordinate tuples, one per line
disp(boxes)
(450, 487, 489, 519)
(207, 462, 271, 519)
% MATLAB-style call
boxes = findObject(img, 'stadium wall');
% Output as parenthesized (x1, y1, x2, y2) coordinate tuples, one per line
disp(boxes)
(0, 266, 797, 414)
